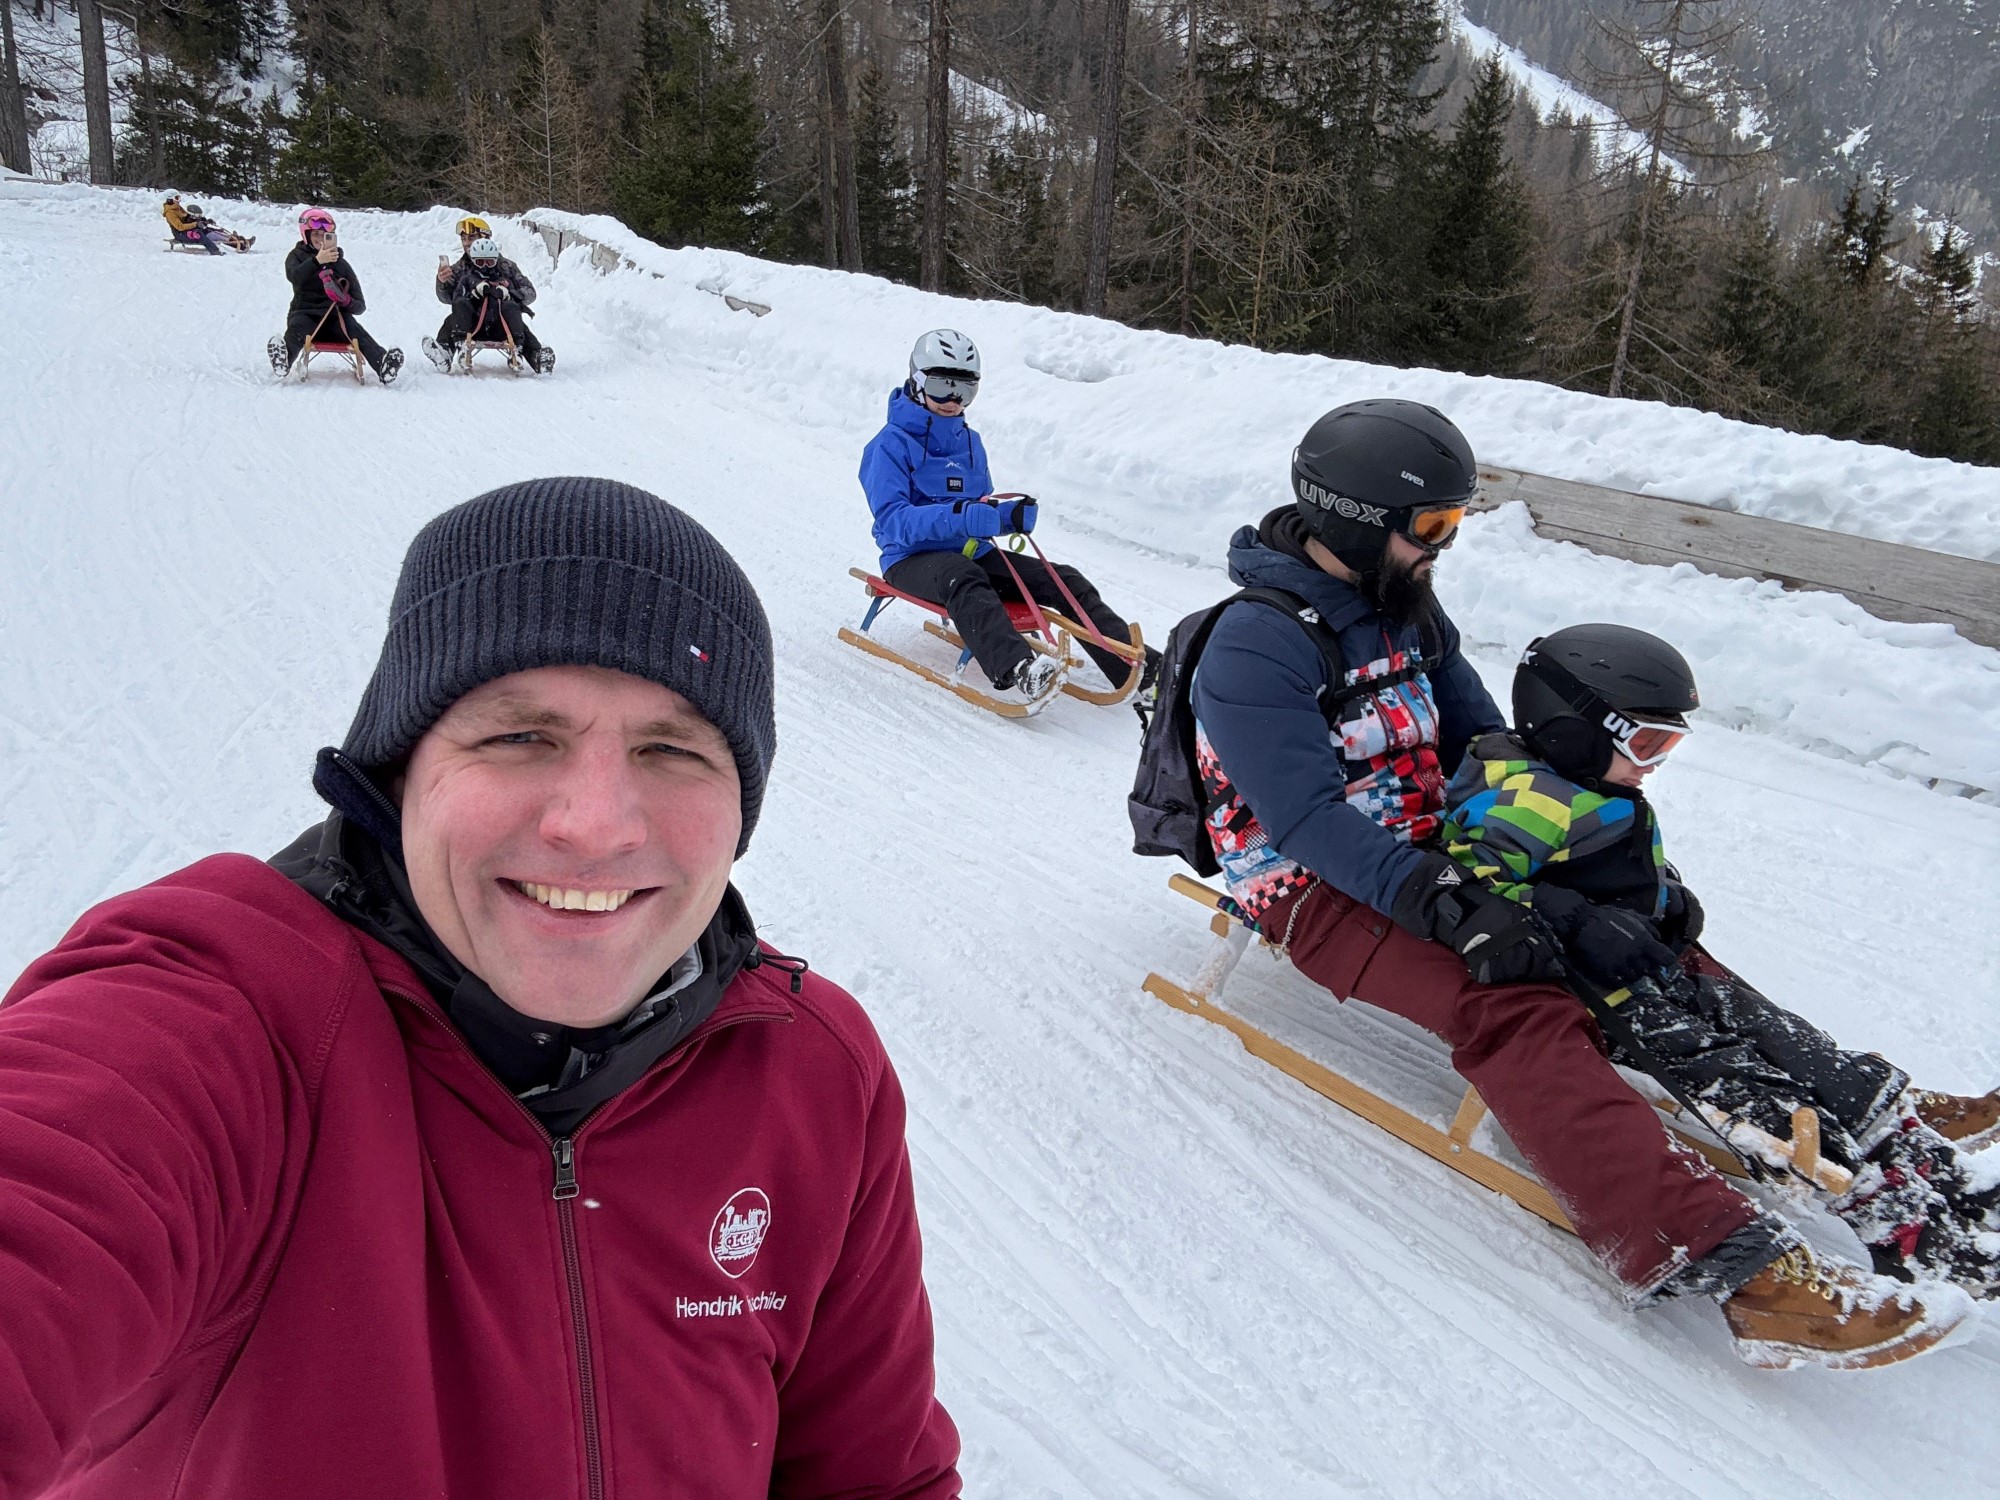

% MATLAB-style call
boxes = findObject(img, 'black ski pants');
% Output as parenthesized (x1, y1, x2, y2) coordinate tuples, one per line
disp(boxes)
(445, 294, 541, 357)
(884, 547, 1135, 688)
(286, 306, 389, 373)
(1608, 948, 1908, 1173)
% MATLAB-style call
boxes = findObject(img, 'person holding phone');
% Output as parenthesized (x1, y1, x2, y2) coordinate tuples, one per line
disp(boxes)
(269, 207, 404, 384)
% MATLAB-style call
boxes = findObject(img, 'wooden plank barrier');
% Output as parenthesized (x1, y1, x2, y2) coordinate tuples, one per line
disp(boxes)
(1475, 465, 2000, 649)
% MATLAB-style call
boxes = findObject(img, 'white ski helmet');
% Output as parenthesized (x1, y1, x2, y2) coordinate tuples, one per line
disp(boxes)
(907, 328, 981, 406)
(468, 236, 501, 265)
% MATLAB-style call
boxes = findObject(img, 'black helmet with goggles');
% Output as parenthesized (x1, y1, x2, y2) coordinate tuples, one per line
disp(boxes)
(1513, 623, 1698, 783)
(1291, 399, 1478, 577)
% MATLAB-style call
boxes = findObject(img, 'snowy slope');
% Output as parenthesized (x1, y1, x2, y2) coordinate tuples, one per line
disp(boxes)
(2, 182, 1999, 1496)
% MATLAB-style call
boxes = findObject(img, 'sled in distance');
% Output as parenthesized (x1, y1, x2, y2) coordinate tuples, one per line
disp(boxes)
(837, 567, 1145, 718)
(1140, 874, 1846, 1237)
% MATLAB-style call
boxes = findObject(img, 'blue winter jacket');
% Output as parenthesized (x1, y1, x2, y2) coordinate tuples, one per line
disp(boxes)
(858, 388, 997, 572)
(1190, 523, 1505, 917)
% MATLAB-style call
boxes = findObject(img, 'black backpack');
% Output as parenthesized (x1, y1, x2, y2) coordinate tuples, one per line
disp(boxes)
(1128, 587, 1445, 875)
(1128, 588, 1345, 876)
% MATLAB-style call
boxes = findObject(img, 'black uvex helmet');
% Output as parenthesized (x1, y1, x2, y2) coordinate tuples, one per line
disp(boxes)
(1291, 400, 1479, 576)
(1515, 623, 1699, 782)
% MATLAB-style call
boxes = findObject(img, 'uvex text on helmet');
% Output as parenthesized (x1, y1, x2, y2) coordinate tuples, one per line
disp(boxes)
(1291, 399, 1477, 572)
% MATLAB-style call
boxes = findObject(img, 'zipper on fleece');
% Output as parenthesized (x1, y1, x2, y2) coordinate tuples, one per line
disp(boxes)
(551, 1136, 604, 1500)
(378, 983, 782, 1500)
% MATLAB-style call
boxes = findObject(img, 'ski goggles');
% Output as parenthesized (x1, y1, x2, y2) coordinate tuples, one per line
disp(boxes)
(457, 215, 492, 236)
(918, 370, 979, 406)
(1397, 500, 1468, 552)
(1603, 710, 1689, 767)
(300, 210, 335, 235)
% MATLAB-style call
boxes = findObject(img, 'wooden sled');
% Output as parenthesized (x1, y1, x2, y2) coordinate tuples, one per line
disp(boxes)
(455, 319, 523, 375)
(837, 568, 1071, 718)
(1140, 874, 1847, 1237)
(289, 306, 365, 384)
(166, 235, 211, 254)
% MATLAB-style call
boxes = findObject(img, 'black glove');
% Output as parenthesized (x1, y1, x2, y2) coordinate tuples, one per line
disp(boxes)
(493, 283, 512, 301)
(1565, 904, 1680, 988)
(1659, 877, 1704, 951)
(1389, 853, 1562, 985)
(472, 280, 491, 299)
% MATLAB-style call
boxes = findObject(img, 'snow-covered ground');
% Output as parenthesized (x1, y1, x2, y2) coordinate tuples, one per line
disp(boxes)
(2, 182, 1998, 1496)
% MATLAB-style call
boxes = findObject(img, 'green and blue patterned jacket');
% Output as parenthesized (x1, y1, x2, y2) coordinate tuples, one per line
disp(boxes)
(1439, 732, 1668, 919)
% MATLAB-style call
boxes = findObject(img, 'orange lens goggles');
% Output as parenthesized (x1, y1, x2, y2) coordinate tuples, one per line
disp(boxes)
(1404, 502, 1466, 549)
(1609, 718, 1688, 767)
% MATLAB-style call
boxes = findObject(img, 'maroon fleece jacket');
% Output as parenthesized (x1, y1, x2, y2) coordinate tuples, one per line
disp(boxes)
(0, 855, 960, 1498)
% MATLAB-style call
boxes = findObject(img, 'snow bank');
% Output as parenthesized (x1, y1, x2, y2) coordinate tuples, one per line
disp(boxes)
(518, 207, 2000, 793)
(526, 207, 2000, 564)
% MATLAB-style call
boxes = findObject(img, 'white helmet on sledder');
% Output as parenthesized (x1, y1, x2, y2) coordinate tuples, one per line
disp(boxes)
(907, 328, 980, 407)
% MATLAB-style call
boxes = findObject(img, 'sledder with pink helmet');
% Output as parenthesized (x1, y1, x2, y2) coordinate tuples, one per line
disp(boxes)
(266, 207, 404, 385)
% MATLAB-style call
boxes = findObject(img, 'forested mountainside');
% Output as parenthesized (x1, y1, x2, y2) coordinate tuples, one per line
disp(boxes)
(1465, 0, 2000, 244)
(4, 0, 1996, 464)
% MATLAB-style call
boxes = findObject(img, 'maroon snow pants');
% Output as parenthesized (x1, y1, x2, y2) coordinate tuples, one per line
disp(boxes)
(1261, 881, 1760, 1297)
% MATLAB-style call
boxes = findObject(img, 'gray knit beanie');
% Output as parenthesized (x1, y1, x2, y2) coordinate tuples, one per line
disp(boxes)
(341, 477, 776, 854)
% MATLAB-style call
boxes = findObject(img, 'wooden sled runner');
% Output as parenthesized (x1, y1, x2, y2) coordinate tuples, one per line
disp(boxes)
(837, 567, 1145, 718)
(1140, 874, 1847, 1236)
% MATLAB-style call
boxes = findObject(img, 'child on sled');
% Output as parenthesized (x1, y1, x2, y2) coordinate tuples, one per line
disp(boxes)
(1439, 622, 2000, 1299)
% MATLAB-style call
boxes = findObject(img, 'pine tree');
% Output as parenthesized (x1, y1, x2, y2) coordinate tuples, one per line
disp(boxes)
(851, 61, 916, 283)
(270, 77, 399, 204)
(1915, 225, 1980, 328)
(611, 0, 764, 251)
(1417, 55, 1534, 375)
(511, 25, 605, 212)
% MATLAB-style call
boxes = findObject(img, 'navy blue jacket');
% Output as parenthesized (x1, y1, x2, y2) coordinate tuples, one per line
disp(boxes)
(858, 388, 996, 571)
(1190, 522, 1503, 916)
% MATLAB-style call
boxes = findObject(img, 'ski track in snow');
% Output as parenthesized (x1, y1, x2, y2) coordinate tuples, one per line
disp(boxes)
(2, 183, 1998, 1497)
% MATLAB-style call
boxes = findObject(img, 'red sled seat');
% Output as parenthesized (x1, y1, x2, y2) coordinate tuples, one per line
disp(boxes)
(852, 570, 1042, 633)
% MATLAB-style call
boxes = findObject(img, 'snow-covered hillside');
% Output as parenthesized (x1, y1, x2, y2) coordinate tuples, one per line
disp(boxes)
(3, 182, 1998, 1496)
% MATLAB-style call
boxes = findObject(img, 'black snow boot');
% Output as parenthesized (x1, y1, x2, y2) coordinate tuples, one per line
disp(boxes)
(268, 334, 290, 377)
(1835, 1104, 2000, 1299)
(378, 348, 405, 386)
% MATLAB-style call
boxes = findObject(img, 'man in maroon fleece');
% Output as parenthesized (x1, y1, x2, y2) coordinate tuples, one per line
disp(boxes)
(0, 477, 962, 1497)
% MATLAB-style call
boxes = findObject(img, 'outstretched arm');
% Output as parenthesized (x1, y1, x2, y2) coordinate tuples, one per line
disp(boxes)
(0, 881, 295, 1496)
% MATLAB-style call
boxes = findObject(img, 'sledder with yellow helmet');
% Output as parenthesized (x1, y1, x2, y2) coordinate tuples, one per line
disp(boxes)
(421, 215, 555, 375)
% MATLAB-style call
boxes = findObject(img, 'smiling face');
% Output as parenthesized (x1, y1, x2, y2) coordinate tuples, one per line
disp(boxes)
(397, 665, 742, 1027)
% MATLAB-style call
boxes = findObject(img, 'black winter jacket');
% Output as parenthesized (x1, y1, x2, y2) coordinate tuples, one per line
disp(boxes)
(439, 254, 537, 306)
(286, 240, 368, 317)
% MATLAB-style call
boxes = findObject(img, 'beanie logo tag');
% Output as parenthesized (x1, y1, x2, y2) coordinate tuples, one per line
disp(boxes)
(689, 644, 711, 664)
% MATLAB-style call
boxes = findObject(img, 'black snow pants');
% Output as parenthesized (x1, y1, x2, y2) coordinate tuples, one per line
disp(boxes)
(1607, 947, 1908, 1173)
(286, 306, 389, 373)
(884, 547, 1135, 688)
(446, 295, 541, 357)
(1612, 950, 1997, 1290)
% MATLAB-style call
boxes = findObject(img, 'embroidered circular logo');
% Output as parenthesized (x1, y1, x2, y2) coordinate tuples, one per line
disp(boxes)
(710, 1188, 772, 1278)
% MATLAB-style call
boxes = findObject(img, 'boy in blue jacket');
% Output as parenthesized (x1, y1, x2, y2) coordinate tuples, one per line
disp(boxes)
(858, 329, 1156, 702)
(1441, 623, 1999, 1298)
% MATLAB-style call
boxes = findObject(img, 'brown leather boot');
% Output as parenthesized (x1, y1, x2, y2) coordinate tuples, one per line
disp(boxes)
(1723, 1245, 1976, 1370)
(1915, 1089, 2000, 1152)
